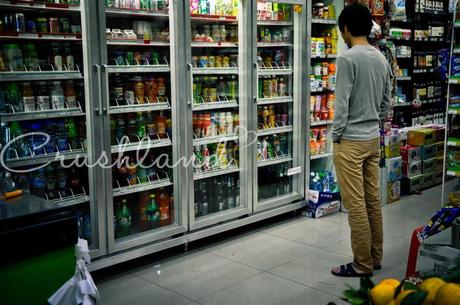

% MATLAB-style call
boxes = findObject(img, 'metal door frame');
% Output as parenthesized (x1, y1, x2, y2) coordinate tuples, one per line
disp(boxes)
(185, 0, 253, 231)
(95, 0, 188, 254)
(81, 0, 107, 258)
(251, 0, 307, 213)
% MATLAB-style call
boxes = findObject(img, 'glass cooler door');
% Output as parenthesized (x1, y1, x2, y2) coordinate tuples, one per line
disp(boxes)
(252, 0, 306, 212)
(186, 0, 253, 230)
(99, 0, 187, 253)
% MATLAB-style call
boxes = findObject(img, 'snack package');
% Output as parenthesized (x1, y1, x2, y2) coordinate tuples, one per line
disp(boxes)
(392, 0, 406, 19)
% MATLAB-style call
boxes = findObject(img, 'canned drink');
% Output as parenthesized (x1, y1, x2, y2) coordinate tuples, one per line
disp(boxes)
(134, 51, 143, 64)
(202, 88, 210, 102)
(59, 18, 70, 33)
(222, 56, 230, 67)
(126, 51, 134, 65)
(198, 56, 208, 68)
(26, 20, 37, 33)
(229, 54, 238, 67)
(15, 13, 25, 33)
(192, 56, 199, 67)
(209, 88, 217, 102)
(214, 55, 222, 67)
(113, 52, 125, 65)
(208, 56, 215, 68)
(49, 18, 59, 33)
(125, 90, 135, 105)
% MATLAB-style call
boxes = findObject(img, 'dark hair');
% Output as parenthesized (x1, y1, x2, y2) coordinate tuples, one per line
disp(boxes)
(338, 3, 373, 37)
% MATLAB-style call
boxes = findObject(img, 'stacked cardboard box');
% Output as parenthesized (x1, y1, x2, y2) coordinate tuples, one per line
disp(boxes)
(401, 127, 445, 194)
(384, 130, 402, 204)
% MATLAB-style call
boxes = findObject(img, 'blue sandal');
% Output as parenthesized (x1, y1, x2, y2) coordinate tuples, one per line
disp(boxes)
(331, 263, 373, 277)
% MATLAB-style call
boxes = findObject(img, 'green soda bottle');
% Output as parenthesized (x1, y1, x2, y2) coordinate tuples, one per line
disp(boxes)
(146, 194, 160, 223)
(65, 118, 79, 149)
(115, 199, 132, 238)
(136, 112, 146, 139)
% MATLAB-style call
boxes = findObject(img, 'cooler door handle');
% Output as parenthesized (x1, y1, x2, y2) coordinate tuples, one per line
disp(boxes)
(187, 63, 193, 107)
(253, 62, 258, 103)
(101, 64, 109, 115)
(95, 64, 103, 116)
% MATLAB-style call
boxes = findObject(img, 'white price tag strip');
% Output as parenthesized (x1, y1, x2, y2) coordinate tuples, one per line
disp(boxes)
(287, 166, 302, 176)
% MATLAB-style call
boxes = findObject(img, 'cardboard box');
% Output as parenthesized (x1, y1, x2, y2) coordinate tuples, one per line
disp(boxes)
(401, 175, 423, 194)
(401, 145, 422, 163)
(384, 142, 402, 159)
(423, 158, 436, 174)
(419, 244, 460, 278)
(422, 144, 437, 160)
(306, 190, 341, 218)
(386, 156, 402, 182)
(422, 172, 436, 187)
(387, 180, 401, 204)
(436, 142, 445, 157)
(384, 132, 401, 146)
(402, 161, 422, 178)
(408, 129, 435, 146)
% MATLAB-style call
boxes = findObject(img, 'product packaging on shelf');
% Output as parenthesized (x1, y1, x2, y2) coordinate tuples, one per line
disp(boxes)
(387, 180, 401, 204)
(306, 171, 340, 218)
(422, 172, 436, 188)
(401, 145, 422, 163)
(419, 244, 460, 278)
(401, 175, 423, 194)
(423, 158, 436, 174)
(386, 156, 402, 182)
(422, 143, 437, 160)
(436, 156, 444, 172)
(436, 141, 445, 157)
(402, 161, 422, 178)
(407, 128, 435, 146)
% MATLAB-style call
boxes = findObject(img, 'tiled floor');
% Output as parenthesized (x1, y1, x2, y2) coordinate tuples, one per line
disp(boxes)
(95, 185, 450, 305)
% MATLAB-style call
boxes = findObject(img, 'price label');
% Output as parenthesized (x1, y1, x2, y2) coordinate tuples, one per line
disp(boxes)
(287, 166, 302, 176)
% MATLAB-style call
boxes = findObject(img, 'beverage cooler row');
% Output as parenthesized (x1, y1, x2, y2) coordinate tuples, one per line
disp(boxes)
(0, 0, 310, 261)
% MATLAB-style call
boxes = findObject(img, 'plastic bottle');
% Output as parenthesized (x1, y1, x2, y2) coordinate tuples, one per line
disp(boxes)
(115, 199, 132, 238)
(156, 111, 167, 138)
(65, 118, 79, 149)
(69, 167, 81, 191)
(56, 120, 69, 151)
(45, 164, 56, 200)
(63, 43, 75, 71)
(226, 112, 233, 135)
(157, 188, 170, 226)
(126, 113, 137, 140)
(145, 111, 157, 139)
(51, 43, 63, 71)
(115, 115, 126, 143)
(146, 193, 160, 223)
(4, 44, 24, 71)
(218, 112, 226, 135)
(56, 165, 68, 197)
(64, 80, 77, 108)
(278, 77, 286, 96)
(32, 168, 46, 198)
(50, 81, 65, 109)
(35, 82, 51, 110)
(5, 82, 23, 113)
(157, 77, 166, 103)
(22, 82, 36, 111)
(262, 106, 270, 128)
(23, 43, 39, 71)
(136, 112, 146, 139)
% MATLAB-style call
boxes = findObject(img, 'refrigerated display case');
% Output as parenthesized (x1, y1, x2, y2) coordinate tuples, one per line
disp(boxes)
(251, 0, 306, 212)
(97, 0, 188, 253)
(0, 0, 107, 257)
(185, 0, 253, 230)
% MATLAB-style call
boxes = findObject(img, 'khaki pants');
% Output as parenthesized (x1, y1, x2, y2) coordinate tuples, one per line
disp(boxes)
(333, 138, 383, 273)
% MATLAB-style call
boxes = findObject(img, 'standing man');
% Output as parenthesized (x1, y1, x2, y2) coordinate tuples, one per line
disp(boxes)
(331, 3, 391, 277)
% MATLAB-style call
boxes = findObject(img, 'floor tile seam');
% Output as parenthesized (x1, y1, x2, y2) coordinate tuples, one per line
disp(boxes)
(195, 272, 263, 303)
(264, 269, 344, 299)
(133, 274, 198, 304)
(206, 251, 269, 272)
(261, 231, 331, 249)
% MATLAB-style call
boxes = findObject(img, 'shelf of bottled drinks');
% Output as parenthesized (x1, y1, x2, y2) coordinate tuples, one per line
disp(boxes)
(0, 0, 341, 268)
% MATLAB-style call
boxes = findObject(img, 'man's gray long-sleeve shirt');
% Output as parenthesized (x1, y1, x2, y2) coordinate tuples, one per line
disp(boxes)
(332, 45, 391, 142)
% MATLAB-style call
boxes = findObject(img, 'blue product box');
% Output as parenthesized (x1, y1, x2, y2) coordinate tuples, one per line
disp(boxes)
(386, 156, 402, 182)
(305, 190, 341, 219)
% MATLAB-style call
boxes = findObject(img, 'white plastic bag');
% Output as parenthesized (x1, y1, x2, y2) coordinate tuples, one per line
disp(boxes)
(48, 259, 100, 305)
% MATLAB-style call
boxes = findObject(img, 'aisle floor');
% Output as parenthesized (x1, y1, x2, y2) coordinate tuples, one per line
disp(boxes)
(95, 185, 450, 305)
